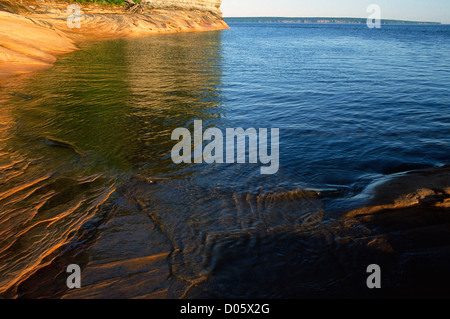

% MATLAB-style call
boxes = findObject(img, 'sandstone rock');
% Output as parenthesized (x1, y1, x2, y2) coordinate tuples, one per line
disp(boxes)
(142, 0, 223, 15)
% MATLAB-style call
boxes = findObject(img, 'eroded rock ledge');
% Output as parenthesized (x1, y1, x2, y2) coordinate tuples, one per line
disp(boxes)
(9, 166, 449, 299)
(62, 166, 450, 299)
(0, 0, 229, 79)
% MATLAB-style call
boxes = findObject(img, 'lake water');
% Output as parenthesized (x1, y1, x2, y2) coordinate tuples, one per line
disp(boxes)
(0, 23, 449, 297)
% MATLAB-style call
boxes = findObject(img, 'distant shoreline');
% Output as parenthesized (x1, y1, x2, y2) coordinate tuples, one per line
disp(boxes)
(224, 17, 441, 25)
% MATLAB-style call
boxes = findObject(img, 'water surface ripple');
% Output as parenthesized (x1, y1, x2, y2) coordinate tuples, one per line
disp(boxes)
(0, 24, 449, 297)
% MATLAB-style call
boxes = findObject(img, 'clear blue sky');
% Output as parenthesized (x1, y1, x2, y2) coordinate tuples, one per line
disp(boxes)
(221, 0, 450, 24)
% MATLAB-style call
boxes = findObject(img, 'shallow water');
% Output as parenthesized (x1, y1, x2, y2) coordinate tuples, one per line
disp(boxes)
(0, 23, 449, 297)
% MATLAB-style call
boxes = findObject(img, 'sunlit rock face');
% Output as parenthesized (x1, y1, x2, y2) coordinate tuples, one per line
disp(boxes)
(142, 0, 223, 15)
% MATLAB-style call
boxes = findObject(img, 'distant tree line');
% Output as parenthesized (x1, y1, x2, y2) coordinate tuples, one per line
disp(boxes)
(224, 17, 440, 25)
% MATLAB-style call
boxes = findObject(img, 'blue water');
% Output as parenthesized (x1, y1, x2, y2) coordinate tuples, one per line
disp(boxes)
(1, 23, 449, 297)
(220, 23, 450, 190)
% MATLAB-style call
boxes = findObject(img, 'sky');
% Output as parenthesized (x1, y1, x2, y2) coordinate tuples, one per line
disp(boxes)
(221, 0, 450, 24)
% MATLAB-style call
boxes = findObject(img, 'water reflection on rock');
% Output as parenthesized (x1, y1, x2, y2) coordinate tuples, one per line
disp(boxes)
(0, 31, 227, 298)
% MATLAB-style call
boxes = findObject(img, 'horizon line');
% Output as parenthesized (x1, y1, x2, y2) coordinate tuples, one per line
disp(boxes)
(222, 16, 444, 24)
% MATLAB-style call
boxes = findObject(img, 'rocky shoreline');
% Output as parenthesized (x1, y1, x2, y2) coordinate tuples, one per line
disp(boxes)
(1, 2, 448, 298)
(6, 165, 448, 299)
(0, 0, 229, 80)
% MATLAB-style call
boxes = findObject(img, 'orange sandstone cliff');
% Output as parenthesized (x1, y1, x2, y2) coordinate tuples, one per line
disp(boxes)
(0, 0, 229, 79)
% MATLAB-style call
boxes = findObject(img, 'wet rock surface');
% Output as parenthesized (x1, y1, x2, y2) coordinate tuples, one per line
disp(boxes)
(11, 167, 449, 299)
